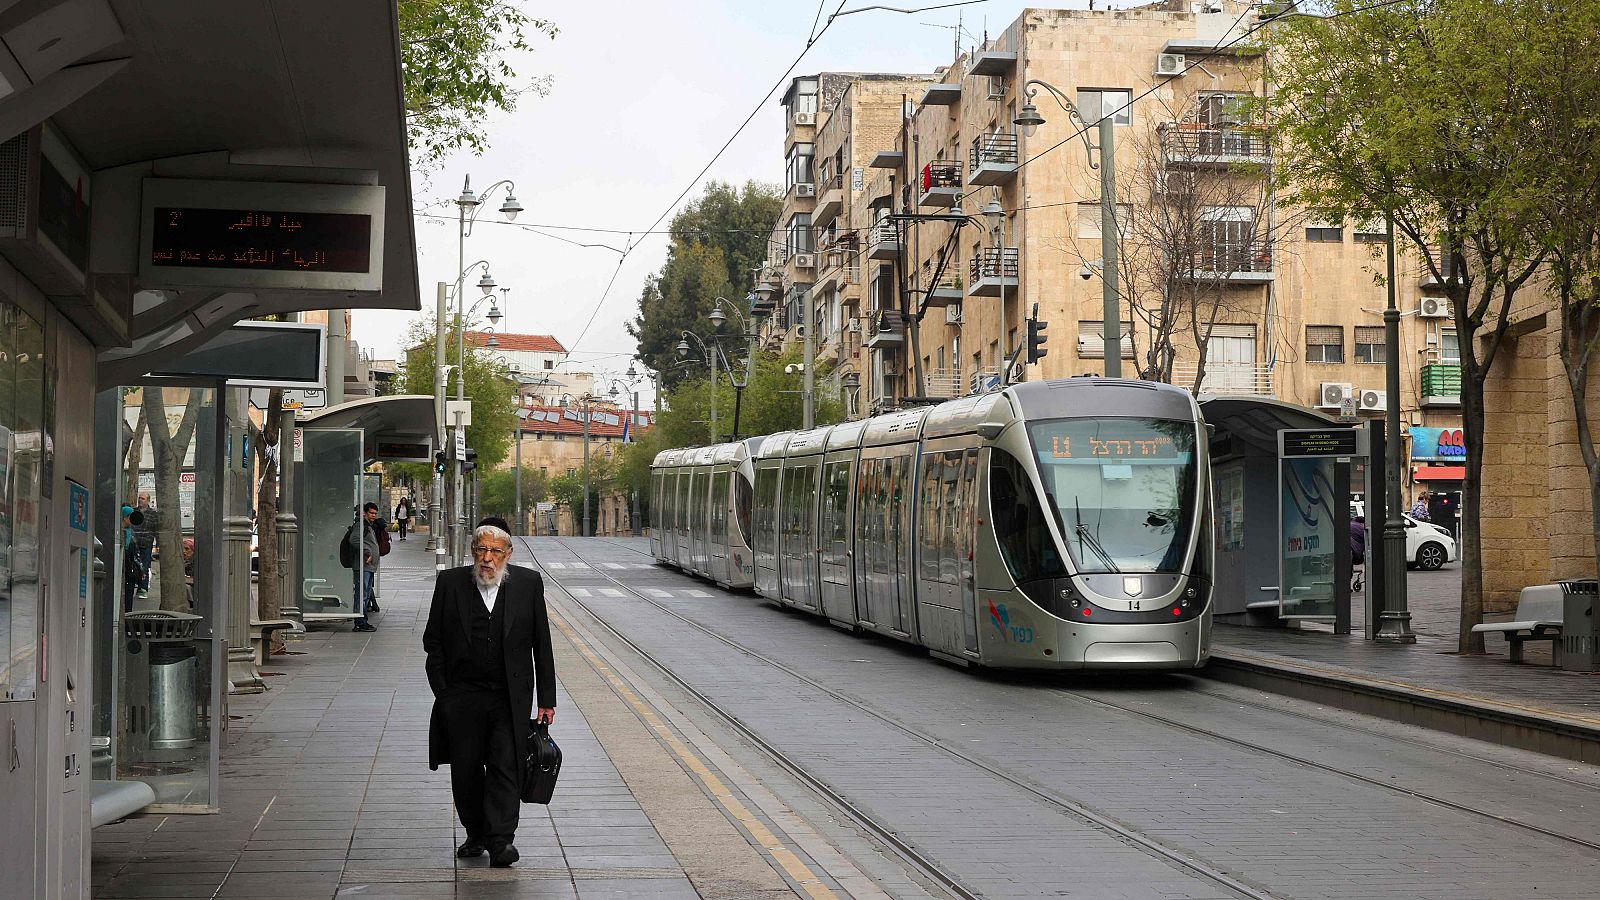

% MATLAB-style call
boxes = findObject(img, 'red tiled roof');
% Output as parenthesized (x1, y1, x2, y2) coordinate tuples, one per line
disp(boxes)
(465, 332, 566, 353)
(517, 405, 653, 439)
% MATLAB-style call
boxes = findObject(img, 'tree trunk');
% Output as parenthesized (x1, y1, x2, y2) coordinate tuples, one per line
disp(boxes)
(1457, 356, 1487, 654)
(144, 388, 203, 612)
(254, 390, 284, 627)
(124, 403, 146, 504)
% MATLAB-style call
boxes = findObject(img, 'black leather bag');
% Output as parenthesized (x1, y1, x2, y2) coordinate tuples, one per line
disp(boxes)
(520, 721, 561, 804)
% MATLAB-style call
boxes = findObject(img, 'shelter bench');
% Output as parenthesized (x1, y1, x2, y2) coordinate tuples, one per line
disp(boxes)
(1471, 585, 1564, 664)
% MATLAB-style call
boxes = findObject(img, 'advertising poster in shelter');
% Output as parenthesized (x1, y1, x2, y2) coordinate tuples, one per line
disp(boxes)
(1279, 456, 1337, 618)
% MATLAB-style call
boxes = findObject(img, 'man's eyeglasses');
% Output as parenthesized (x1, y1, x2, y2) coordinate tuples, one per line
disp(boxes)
(471, 545, 510, 558)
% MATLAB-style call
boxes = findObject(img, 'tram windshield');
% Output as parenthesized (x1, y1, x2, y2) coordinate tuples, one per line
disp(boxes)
(1026, 417, 1198, 574)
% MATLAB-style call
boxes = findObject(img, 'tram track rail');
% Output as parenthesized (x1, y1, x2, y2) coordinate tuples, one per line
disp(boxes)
(527, 536, 1279, 900)
(556, 537, 1600, 859)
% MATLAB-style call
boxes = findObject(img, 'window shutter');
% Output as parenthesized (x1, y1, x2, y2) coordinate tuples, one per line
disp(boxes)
(1077, 321, 1135, 358)
(1306, 325, 1342, 345)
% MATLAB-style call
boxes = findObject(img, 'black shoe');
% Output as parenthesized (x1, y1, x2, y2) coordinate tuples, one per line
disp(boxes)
(367, 602, 381, 613)
(489, 843, 519, 867)
(455, 838, 485, 858)
(353, 622, 376, 632)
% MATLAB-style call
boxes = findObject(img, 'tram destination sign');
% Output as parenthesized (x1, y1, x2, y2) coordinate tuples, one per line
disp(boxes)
(140, 179, 385, 292)
(1279, 428, 1359, 458)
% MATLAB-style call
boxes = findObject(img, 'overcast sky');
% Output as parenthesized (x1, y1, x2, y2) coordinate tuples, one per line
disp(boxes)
(354, 1, 1088, 389)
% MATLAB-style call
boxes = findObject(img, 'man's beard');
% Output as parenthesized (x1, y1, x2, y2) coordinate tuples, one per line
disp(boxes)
(474, 564, 507, 589)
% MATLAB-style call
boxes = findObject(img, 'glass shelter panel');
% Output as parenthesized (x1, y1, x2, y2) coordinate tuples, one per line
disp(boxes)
(299, 428, 363, 617)
(1280, 456, 1337, 618)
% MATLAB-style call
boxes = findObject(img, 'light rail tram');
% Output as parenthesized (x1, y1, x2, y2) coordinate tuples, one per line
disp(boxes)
(649, 378, 1213, 669)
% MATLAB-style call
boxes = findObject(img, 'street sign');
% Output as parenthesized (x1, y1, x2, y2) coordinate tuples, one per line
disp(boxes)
(446, 399, 473, 427)
(250, 387, 327, 411)
(292, 428, 304, 462)
(453, 428, 467, 460)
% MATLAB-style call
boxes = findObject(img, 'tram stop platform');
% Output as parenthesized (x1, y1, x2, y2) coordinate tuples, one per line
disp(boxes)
(1206, 567, 1600, 764)
(91, 536, 898, 900)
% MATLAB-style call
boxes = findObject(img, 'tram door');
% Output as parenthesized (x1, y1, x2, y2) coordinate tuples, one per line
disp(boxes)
(818, 453, 856, 625)
(887, 449, 917, 637)
(780, 458, 820, 611)
(690, 469, 708, 574)
(709, 467, 731, 583)
(674, 471, 690, 566)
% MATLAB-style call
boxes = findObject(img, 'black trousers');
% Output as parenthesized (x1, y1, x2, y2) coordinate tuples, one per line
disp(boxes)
(443, 689, 520, 845)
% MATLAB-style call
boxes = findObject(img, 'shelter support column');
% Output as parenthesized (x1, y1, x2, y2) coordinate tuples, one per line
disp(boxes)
(276, 407, 302, 628)
(226, 391, 264, 694)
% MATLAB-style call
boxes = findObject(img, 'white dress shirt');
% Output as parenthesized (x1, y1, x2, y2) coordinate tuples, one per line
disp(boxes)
(478, 580, 500, 613)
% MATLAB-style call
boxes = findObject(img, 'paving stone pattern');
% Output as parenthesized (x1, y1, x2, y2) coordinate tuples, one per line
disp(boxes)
(90, 541, 716, 899)
(536, 537, 1600, 900)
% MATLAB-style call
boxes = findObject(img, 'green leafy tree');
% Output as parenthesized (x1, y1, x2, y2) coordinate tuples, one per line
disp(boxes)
(400, 0, 557, 166)
(398, 315, 519, 470)
(479, 466, 548, 527)
(654, 347, 843, 448)
(629, 182, 782, 380)
(1269, 0, 1545, 650)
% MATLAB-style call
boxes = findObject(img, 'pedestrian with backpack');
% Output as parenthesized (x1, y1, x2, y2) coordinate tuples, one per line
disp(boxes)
(344, 503, 381, 632)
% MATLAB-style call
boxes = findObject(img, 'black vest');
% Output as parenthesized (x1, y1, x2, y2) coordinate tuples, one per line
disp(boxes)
(457, 587, 507, 691)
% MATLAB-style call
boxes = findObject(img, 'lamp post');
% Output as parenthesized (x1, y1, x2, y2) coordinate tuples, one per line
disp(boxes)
(709, 297, 756, 440)
(440, 271, 504, 566)
(677, 330, 719, 443)
(979, 195, 1012, 384)
(559, 392, 596, 537)
(624, 362, 647, 535)
(1015, 80, 1120, 378)
(1375, 209, 1416, 643)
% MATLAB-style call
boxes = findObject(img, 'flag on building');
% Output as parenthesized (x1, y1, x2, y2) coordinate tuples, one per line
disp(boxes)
(621, 411, 631, 444)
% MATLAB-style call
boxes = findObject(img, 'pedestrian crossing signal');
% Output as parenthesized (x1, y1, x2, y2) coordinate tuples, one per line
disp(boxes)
(434, 451, 447, 476)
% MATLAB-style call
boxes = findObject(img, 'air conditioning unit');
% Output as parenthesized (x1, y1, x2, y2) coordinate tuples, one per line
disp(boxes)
(826, 250, 844, 268)
(846, 319, 861, 334)
(793, 253, 816, 269)
(795, 183, 816, 198)
(1318, 382, 1353, 409)
(794, 111, 816, 126)
(1359, 389, 1388, 412)
(945, 303, 964, 325)
(1156, 53, 1185, 77)
(987, 75, 1008, 101)
(1418, 296, 1448, 319)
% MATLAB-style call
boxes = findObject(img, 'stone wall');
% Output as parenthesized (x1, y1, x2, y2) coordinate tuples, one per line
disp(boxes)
(1480, 327, 1552, 613)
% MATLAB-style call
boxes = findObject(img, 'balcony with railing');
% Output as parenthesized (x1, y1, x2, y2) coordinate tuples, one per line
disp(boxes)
(868, 221, 901, 260)
(1163, 126, 1271, 167)
(1171, 362, 1274, 397)
(815, 253, 861, 293)
(864, 308, 906, 349)
(922, 271, 964, 310)
(923, 367, 964, 399)
(1421, 363, 1461, 406)
(969, 247, 1019, 296)
(969, 132, 1019, 185)
(1181, 241, 1274, 283)
(814, 172, 846, 225)
(968, 366, 1003, 395)
(919, 162, 963, 208)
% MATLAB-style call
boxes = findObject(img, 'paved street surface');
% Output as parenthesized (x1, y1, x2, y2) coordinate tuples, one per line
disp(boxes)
(93, 536, 1600, 899)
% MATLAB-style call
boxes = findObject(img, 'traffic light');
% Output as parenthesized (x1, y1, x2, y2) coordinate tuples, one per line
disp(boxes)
(1026, 315, 1049, 364)
(434, 451, 447, 476)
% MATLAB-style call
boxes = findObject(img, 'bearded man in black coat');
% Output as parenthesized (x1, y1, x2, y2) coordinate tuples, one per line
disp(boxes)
(423, 517, 556, 867)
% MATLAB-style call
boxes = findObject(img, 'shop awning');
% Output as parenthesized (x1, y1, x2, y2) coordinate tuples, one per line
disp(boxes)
(1414, 465, 1466, 481)
(298, 395, 438, 464)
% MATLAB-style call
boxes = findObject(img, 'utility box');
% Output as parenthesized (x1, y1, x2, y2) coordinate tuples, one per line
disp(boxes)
(1560, 580, 1599, 672)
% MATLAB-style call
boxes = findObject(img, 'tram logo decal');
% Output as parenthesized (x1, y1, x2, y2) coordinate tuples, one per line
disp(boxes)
(988, 600, 1034, 644)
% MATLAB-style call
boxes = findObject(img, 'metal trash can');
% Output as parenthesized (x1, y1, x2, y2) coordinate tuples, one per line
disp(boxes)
(1559, 579, 1599, 673)
(125, 611, 202, 750)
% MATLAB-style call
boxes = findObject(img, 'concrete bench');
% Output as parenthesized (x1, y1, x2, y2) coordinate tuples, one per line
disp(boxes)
(250, 617, 302, 664)
(1472, 585, 1564, 664)
(90, 779, 155, 827)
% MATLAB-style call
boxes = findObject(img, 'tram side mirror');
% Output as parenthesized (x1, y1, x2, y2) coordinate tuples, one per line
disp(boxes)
(975, 421, 1006, 440)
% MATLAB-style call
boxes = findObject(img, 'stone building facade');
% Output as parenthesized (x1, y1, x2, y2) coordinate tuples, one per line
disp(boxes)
(505, 401, 652, 536)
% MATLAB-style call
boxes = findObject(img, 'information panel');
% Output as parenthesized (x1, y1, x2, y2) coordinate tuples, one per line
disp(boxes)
(1279, 428, 1358, 458)
(1279, 455, 1338, 619)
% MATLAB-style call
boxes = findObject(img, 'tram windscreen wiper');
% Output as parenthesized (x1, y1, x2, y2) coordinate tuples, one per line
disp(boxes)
(1071, 495, 1121, 573)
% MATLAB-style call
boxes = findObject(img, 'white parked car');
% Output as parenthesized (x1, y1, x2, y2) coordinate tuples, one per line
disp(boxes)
(1351, 501, 1457, 570)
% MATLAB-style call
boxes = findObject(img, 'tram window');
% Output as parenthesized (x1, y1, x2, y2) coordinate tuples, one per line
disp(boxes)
(942, 453, 965, 584)
(990, 449, 1068, 583)
(918, 455, 943, 581)
(754, 466, 779, 560)
(733, 472, 753, 545)
(822, 462, 850, 566)
(711, 471, 729, 544)
(1026, 418, 1197, 573)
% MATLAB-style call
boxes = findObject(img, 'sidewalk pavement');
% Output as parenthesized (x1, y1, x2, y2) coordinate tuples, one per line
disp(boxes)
(90, 537, 793, 899)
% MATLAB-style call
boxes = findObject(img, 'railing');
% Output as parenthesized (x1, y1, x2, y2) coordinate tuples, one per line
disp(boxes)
(824, 172, 845, 192)
(1190, 241, 1272, 276)
(924, 367, 964, 398)
(871, 222, 900, 246)
(970, 247, 1020, 282)
(970, 132, 1019, 168)
(870, 308, 905, 335)
(922, 162, 962, 190)
(969, 366, 1003, 395)
(1170, 363, 1274, 397)
(1164, 127, 1270, 160)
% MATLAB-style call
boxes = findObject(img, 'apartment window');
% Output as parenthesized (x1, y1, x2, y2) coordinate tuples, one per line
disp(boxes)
(990, 340, 1001, 367)
(1306, 325, 1344, 363)
(935, 346, 947, 372)
(1355, 325, 1386, 363)
(1078, 89, 1132, 125)
(1197, 92, 1252, 127)
(566, 467, 576, 477)
(1305, 214, 1343, 243)
(1440, 328, 1460, 363)
(1077, 202, 1131, 239)
(787, 213, 814, 255)
(786, 142, 815, 189)
(1353, 214, 1389, 243)
(543, 359, 554, 370)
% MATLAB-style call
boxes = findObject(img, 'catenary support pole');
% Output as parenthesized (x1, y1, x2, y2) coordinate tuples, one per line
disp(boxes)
(429, 282, 446, 561)
(1099, 116, 1121, 379)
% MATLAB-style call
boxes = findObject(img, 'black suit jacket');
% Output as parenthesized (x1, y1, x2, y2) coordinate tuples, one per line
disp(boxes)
(423, 565, 556, 770)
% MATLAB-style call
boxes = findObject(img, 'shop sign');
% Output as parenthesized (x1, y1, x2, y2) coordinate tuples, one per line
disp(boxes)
(1410, 426, 1466, 462)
